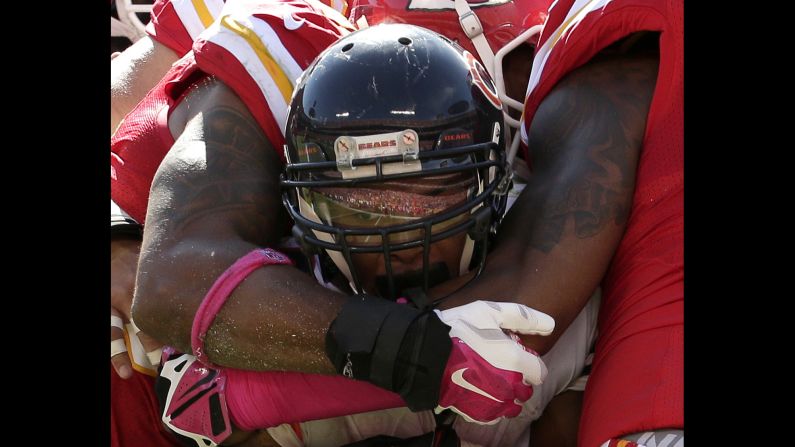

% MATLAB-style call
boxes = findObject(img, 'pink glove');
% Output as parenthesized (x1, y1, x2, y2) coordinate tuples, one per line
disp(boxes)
(158, 348, 232, 446)
(434, 301, 555, 424)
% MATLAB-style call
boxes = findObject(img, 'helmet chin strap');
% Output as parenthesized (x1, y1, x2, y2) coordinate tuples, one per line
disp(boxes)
(454, 0, 497, 79)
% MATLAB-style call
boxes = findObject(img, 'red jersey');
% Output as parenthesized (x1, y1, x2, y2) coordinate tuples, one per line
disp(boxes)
(112, 0, 353, 223)
(145, 0, 349, 56)
(111, 366, 183, 447)
(191, 0, 354, 159)
(520, 0, 683, 445)
(112, 5, 350, 445)
(111, 53, 198, 223)
(146, 0, 226, 55)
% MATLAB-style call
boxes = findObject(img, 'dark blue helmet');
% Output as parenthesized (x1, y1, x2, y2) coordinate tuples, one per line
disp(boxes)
(282, 23, 508, 300)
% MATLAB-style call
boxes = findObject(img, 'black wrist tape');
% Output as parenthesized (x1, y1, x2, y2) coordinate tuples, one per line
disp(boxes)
(325, 295, 452, 411)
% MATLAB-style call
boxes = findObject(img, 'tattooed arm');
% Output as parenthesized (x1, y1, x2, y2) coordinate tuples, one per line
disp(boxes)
(439, 52, 660, 355)
(131, 76, 345, 373)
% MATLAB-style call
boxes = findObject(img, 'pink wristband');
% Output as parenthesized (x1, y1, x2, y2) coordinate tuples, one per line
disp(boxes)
(191, 248, 293, 366)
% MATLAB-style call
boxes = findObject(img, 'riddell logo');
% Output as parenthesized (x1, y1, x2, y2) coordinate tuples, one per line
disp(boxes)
(358, 140, 397, 150)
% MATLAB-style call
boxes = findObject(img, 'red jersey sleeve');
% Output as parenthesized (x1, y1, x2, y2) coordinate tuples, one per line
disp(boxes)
(146, 0, 226, 55)
(191, 0, 354, 161)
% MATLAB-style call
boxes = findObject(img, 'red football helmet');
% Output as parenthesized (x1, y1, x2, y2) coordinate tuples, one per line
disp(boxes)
(348, 0, 551, 160)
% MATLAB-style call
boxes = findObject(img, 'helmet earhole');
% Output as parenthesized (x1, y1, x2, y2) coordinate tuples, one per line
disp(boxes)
(398, 37, 412, 45)
(342, 43, 354, 52)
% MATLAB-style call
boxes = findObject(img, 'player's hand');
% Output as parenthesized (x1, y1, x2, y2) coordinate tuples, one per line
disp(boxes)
(110, 306, 164, 379)
(434, 301, 554, 424)
(111, 238, 163, 378)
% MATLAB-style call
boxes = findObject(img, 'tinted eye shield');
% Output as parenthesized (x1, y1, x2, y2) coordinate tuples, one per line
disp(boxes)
(303, 189, 471, 247)
(281, 141, 505, 254)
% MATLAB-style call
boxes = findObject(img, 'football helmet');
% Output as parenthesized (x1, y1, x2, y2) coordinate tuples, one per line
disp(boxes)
(348, 0, 551, 162)
(282, 24, 508, 300)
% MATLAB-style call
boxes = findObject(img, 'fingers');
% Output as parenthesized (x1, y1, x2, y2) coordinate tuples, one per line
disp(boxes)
(110, 237, 142, 320)
(442, 302, 551, 393)
(440, 301, 555, 336)
(471, 366, 533, 407)
(503, 401, 524, 419)
(515, 348, 548, 386)
(138, 331, 164, 367)
(456, 410, 505, 425)
(111, 307, 133, 379)
(484, 339, 548, 386)
(442, 342, 534, 425)
(130, 318, 164, 367)
(512, 374, 533, 403)
(492, 302, 555, 336)
(111, 314, 124, 332)
(450, 396, 523, 425)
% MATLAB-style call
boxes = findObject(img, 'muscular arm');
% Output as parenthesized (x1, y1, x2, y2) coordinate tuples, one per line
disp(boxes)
(111, 36, 179, 135)
(440, 53, 659, 355)
(132, 53, 657, 374)
(131, 76, 346, 373)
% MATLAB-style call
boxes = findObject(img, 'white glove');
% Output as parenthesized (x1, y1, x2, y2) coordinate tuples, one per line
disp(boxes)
(434, 301, 555, 424)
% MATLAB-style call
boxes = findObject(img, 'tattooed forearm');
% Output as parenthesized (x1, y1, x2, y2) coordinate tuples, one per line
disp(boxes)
(525, 54, 658, 252)
(152, 100, 285, 244)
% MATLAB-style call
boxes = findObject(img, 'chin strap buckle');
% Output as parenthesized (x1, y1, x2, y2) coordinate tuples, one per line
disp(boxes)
(458, 10, 484, 39)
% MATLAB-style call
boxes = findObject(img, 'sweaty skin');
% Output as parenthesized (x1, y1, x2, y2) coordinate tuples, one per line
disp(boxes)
(133, 47, 658, 371)
(439, 51, 659, 355)
(111, 36, 179, 135)
(132, 76, 346, 373)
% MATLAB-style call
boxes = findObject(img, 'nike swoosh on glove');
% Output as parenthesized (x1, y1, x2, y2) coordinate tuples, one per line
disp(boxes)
(433, 301, 554, 424)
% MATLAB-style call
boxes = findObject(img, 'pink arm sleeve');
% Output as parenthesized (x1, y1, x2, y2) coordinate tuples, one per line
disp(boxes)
(225, 369, 405, 430)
